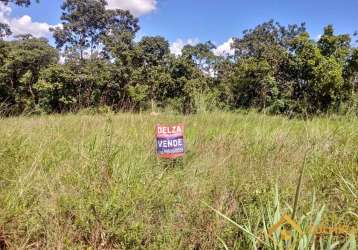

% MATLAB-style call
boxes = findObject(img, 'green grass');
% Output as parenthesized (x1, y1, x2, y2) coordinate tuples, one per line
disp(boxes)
(0, 111, 357, 249)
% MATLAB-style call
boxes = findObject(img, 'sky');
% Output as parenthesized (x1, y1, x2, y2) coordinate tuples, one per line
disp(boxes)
(1, 0, 357, 56)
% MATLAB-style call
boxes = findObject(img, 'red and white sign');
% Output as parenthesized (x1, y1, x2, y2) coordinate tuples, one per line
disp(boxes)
(156, 124, 185, 159)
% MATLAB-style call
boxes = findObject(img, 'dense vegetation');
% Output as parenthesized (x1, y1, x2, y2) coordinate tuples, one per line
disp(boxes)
(0, 112, 357, 249)
(0, 0, 357, 116)
(0, 2, 357, 249)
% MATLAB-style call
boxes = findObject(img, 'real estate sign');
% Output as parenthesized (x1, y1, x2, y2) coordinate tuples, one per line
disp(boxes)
(156, 124, 185, 159)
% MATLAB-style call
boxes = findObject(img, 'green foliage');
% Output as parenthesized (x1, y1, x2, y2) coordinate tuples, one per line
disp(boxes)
(168, 55, 209, 114)
(127, 36, 172, 111)
(0, 36, 58, 114)
(210, 187, 357, 249)
(345, 48, 358, 95)
(52, 0, 108, 57)
(0, 3, 358, 116)
(0, 23, 11, 38)
(318, 25, 351, 62)
(228, 58, 277, 109)
(289, 33, 346, 113)
(182, 41, 217, 75)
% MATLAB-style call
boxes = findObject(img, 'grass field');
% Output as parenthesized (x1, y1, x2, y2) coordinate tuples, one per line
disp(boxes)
(0, 112, 357, 249)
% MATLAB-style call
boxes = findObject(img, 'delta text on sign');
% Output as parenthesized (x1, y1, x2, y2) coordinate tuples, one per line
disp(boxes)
(156, 124, 185, 159)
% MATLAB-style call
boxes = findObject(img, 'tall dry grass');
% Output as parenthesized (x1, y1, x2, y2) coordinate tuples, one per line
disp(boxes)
(0, 112, 357, 249)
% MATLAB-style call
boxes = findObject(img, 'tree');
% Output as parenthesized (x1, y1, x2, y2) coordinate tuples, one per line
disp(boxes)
(167, 53, 209, 114)
(212, 57, 235, 109)
(232, 20, 306, 60)
(345, 48, 358, 95)
(0, 23, 11, 39)
(52, 0, 140, 62)
(231, 20, 306, 89)
(0, 35, 58, 113)
(101, 9, 140, 60)
(100, 9, 140, 109)
(228, 21, 307, 113)
(51, 0, 110, 61)
(50, 0, 140, 111)
(182, 41, 217, 75)
(138, 36, 170, 67)
(318, 25, 351, 62)
(127, 36, 171, 110)
(1, 14, 358, 116)
(36, 59, 114, 112)
(289, 33, 344, 113)
(225, 57, 280, 111)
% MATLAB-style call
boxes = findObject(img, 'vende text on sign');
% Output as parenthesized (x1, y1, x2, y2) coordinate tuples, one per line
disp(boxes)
(156, 124, 185, 159)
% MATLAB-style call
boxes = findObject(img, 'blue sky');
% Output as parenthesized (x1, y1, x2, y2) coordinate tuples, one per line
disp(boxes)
(2, 0, 358, 55)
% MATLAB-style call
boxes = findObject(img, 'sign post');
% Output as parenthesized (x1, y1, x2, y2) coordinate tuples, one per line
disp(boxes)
(156, 124, 185, 159)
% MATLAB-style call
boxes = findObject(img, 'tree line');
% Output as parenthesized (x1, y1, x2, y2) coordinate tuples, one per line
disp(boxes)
(1, 0, 358, 116)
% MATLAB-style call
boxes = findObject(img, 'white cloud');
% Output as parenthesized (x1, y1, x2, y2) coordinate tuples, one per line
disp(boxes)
(170, 38, 235, 57)
(213, 38, 235, 57)
(106, 0, 157, 16)
(169, 38, 199, 56)
(0, 0, 156, 39)
(0, 2, 56, 38)
(8, 15, 53, 37)
(0, 3, 11, 23)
